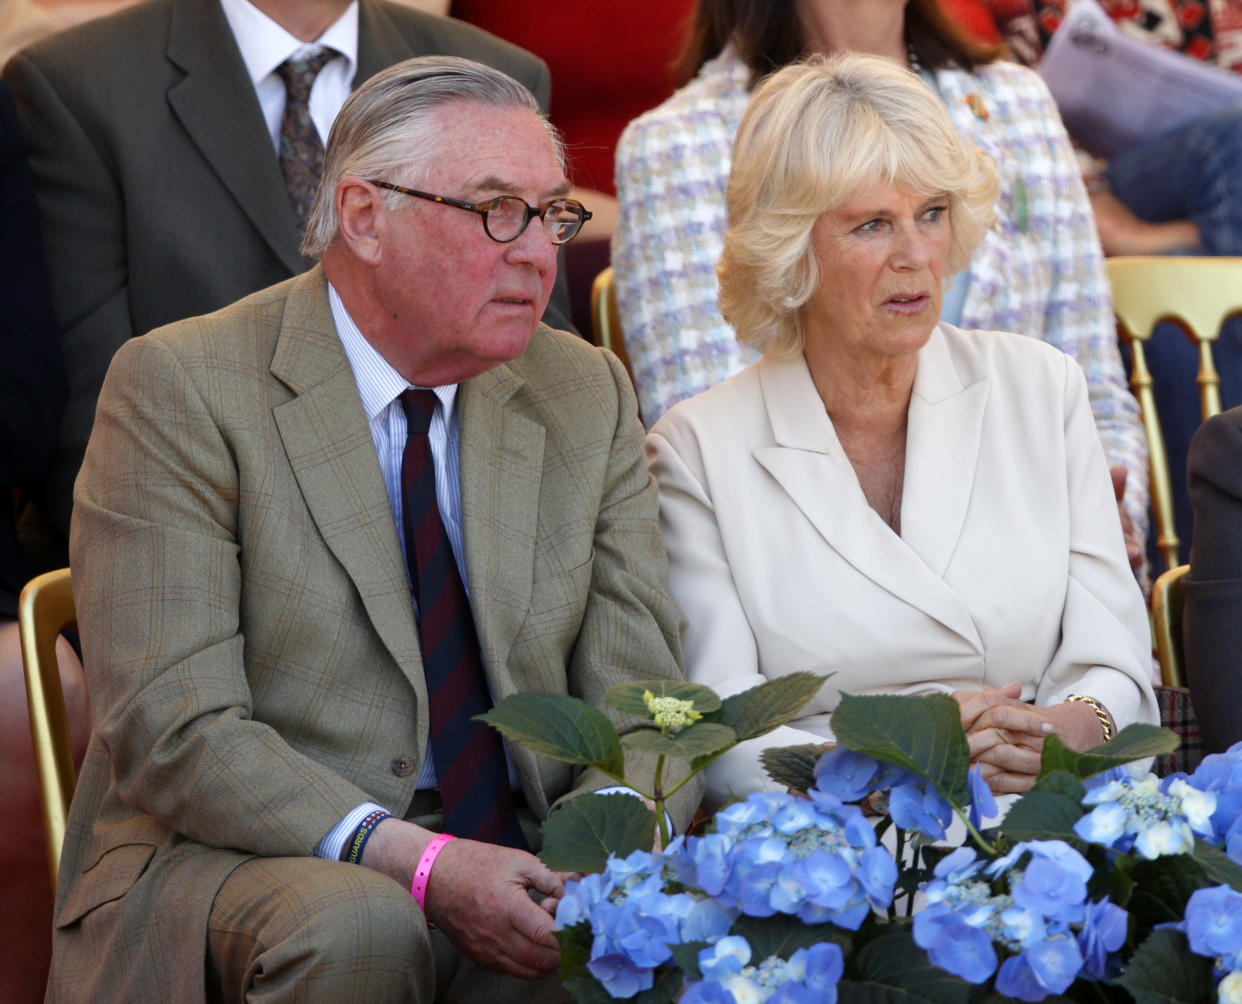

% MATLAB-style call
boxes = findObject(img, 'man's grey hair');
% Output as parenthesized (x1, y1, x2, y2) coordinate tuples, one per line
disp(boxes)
(301, 55, 564, 257)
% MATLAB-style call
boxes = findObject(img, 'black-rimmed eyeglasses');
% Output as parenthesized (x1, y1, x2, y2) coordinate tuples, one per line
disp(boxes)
(370, 180, 592, 246)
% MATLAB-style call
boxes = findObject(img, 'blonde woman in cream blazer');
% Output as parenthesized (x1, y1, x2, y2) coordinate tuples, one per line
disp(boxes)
(647, 52, 1157, 810)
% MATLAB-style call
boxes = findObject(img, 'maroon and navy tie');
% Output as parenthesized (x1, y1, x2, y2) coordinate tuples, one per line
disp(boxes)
(399, 389, 525, 848)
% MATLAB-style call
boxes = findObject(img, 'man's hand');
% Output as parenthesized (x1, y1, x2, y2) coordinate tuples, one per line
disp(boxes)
(422, 839, 565, 979)
(1110, 466, 1144, 572)
(364, 819, 566, 979)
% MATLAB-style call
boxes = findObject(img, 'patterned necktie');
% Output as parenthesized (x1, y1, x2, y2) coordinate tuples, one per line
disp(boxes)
(400, 389, 525, 848)
(275, 49, 336, 240)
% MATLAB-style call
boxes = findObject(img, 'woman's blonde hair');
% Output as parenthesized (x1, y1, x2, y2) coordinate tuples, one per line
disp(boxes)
(717, 51, 999, 357)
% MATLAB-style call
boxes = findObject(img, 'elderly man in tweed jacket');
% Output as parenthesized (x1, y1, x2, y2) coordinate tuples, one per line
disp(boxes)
(55, 56, 698, 1003)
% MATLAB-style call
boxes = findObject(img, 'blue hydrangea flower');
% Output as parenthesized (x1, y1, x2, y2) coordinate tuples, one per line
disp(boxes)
(678, 790, 897, 930)
(1185, 885, 1242, 970)
(1074, 774, 1215, 859)
(1182, 743, 1242, 842)
(813, 746, 891, 802)
(987, 840, 1092, 926)
(1077, 898, 1128, 979)
(994, 934, 1084, 1001)
(967, 764, 998, 830)
(888, 775, 953, 840)
(684, 942, 843, 1004)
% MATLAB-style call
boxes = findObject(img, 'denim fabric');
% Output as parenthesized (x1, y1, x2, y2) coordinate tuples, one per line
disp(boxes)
(1105, 102, 1242, 256)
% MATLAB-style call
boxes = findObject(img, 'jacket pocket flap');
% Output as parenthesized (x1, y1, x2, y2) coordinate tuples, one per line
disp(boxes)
(57, 842, 157, 928)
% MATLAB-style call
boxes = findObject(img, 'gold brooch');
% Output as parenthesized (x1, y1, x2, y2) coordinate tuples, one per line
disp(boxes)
(965, 93, 989, 121)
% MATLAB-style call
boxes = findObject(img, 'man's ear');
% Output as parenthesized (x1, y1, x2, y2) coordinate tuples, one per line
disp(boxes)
(336, 177, 384, 264)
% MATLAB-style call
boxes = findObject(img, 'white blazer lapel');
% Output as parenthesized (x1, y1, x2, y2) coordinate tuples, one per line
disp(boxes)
(902, 325, 989, 578)
(752, 351, 982, 649)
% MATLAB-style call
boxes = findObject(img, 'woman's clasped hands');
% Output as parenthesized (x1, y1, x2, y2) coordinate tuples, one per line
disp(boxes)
(955, 682, 1112, 795)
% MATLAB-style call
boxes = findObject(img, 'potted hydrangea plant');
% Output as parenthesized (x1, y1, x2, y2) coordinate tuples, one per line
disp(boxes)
(479, 676, 1242, 1003)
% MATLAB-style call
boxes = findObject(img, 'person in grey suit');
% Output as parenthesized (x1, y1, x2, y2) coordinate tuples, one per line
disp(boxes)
(56, 57, 698, 1002)
(3, 0, 575, 562)
(1185, 406, 1242, 755)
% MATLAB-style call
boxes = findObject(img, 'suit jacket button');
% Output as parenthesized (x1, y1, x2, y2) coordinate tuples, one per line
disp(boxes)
(391, 755, 415, 778)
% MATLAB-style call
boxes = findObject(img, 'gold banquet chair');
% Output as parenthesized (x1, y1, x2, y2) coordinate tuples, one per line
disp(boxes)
(1151, 563, 1189, 688)
(1107, 255, 1242, 570)
(590, 266, 637, 395)
(17, 567, 79, 889)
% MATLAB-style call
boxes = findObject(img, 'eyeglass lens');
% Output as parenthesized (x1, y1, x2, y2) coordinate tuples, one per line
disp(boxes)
(484, 196, 586, 245)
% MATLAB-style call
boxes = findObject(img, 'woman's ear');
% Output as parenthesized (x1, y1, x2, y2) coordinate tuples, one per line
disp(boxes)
(335, 177, 384, 264)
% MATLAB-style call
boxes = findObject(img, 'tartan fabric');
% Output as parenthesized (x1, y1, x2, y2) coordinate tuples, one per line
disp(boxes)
(400, 388, 524, 848)
(275, 49, 336, 239)
(1153, 683, 1206, 776)
(611, 48, 1149, 547)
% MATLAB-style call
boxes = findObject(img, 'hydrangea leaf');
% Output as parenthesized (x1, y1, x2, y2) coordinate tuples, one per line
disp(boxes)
(760, 742, 834, 793)
(607, 680, 722, 717)
(1114, 928, 1215, 1004)
(1038, 724, 1179, 782)
(669, 941, 709, 982)
(476, 692, 623, 776)
(1194, 837, 1242, 892)
(620, 722, 736, 760)
(556, 923, 614, 1004)
(1128, 854, 1217, 927)
(729, 914, 845, 961)
(842, 925, 975, 1003)
(994, 770, 1087, 843)
(830, 693, 971, 806)
(537, 792, 654, 873)
(703, 672, 830, 743)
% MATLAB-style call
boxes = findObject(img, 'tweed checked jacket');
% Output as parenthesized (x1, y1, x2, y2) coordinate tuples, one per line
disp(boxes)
(57, 267, 693, 1002)
(612, 49, 1148, 542)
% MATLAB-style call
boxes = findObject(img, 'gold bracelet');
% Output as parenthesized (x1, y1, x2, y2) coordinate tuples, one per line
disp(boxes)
(1065, 694, 1114, 743)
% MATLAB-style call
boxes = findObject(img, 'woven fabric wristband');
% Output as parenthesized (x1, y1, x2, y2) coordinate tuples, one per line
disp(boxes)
(411, 833, 456, 912)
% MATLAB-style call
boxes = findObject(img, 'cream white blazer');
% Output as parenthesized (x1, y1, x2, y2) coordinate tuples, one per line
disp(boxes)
(647, 323, 1157, 808)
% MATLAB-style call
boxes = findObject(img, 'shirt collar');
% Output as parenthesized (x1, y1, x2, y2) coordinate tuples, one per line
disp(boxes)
(329, 282, 459, 421)
(219, 0, 359, 88)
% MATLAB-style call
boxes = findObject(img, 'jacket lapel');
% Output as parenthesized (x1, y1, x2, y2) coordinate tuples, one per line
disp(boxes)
(901, 325, 989, 578)
(166, 0, 306, 274)
(269, 269, 423, 681)
(456, 365, 544, 684)
(752, 340, 982, 648)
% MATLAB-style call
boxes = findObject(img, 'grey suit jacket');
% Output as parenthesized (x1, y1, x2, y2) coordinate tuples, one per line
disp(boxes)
(56, 267, 695, 1001)
(4, 0, 573, 544)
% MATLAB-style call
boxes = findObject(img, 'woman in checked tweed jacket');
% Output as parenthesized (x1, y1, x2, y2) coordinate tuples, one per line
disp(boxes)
(612, 0, 1149, 563)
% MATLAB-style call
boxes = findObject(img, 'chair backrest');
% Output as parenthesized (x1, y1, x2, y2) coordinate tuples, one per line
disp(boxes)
(590, 266, 637, 394)
(17, 567, 79, 890)
(1107, 256, 1242, 569)
(1151, 562, 1189, 688)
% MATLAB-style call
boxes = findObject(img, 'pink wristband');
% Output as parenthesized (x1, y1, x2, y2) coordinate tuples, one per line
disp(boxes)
(411, 833, 455, 912)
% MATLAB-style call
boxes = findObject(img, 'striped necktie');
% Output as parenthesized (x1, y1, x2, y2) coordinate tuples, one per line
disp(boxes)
(275, 49, 336, 240)
(399, 389, 525, 848)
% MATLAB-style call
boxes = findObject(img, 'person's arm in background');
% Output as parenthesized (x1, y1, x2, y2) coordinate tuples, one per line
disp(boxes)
(611, 59, 759, 427)
(1184, 408, 1242, 754)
